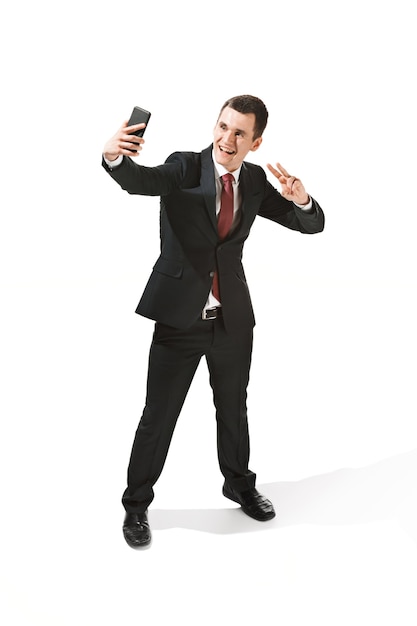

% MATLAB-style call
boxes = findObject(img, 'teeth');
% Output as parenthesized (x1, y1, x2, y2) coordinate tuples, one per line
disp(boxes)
(220, 146, 234, 154)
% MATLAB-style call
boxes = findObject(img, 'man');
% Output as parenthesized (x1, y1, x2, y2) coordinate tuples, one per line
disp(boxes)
(102, 95, 325, 548)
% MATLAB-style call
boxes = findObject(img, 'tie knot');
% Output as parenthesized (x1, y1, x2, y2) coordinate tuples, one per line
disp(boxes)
(222, 173, 235, 185)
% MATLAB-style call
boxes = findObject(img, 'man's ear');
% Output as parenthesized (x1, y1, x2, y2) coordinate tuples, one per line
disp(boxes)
(250, 137, 263, 152)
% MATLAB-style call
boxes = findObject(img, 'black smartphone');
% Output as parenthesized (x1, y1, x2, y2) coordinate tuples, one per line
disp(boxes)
(127, 106, 151, 137)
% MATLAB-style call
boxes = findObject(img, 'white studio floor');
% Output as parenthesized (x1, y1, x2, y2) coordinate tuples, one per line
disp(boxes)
(1, 442, 416, 626)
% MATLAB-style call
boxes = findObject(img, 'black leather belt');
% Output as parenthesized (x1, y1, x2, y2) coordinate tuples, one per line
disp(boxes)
(202, 307, 222, 320)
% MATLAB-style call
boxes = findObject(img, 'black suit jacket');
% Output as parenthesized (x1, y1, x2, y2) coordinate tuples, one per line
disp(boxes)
(102, 145, 325, 331)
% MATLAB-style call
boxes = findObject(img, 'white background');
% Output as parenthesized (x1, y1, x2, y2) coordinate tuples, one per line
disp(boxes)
(1, 1, 416, 624)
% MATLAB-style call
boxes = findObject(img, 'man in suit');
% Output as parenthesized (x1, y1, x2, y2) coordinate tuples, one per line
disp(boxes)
(102, 95, 325, 548)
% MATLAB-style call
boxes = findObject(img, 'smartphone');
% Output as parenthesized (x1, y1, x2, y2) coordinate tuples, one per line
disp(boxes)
(127, 106, 151, 137)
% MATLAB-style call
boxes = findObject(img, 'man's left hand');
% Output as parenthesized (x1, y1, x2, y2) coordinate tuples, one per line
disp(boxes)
(267, 162, 309, 205)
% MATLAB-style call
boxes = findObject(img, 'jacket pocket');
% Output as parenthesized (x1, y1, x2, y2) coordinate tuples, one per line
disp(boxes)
(153, 256, 183, 278)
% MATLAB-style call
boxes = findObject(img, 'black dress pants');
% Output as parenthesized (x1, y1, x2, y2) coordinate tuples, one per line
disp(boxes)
(122, 315, 256, 514)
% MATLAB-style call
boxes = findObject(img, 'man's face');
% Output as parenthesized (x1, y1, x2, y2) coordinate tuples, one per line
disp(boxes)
(213, 106, 263, 171)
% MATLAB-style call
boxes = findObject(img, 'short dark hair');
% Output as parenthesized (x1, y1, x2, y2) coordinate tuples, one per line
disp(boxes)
(218, 95, 269, 140)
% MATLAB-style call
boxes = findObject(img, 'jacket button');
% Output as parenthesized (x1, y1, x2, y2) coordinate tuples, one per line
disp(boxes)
(209, 271, 215, 277)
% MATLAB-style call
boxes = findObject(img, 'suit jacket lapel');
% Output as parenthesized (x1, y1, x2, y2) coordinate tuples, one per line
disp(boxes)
(200, 145, 218, 236)
(233, 162, 261, 237)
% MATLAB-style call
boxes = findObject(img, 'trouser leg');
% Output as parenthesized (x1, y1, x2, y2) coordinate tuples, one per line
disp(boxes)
(205, 319, 256, 492)
(122, 321, 208, 514)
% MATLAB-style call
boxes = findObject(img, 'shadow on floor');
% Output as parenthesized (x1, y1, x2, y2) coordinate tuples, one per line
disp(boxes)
(150, 448, 417, 545)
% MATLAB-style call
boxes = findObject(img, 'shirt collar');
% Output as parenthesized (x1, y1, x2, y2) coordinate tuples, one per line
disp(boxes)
(212, 148, 242, 182)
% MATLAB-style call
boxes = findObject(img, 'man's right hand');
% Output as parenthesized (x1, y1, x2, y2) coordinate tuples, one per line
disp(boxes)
(103, 121, 146, 161)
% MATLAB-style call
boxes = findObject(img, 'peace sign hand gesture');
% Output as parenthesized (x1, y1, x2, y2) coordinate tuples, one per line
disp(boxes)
(267, 162, 310, 206)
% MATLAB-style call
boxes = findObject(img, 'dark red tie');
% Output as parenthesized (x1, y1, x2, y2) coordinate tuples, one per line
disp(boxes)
(212, 173, 235, 302)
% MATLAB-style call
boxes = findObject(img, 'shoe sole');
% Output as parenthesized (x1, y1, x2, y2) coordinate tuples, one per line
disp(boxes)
(123, 528, 152, 548)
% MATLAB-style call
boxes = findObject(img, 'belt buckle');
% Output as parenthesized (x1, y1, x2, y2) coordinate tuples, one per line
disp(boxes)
(202, 307, 217, 320)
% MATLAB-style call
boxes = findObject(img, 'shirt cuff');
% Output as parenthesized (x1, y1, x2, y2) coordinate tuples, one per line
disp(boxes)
(294, 197, 313, 211)
(103, 154, 123, 168)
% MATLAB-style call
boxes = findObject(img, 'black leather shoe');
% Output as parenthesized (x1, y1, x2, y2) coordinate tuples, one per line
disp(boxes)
(223, 483, 276, 521)
(123, 511, 152, 548)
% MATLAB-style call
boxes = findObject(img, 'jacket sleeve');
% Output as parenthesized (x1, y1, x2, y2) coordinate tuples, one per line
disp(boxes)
(101, 152, 191, 197)
(258, 178, 325, 234)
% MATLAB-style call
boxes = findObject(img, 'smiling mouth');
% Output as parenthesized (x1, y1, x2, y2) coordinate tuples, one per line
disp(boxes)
(219, 146, 235, 155)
